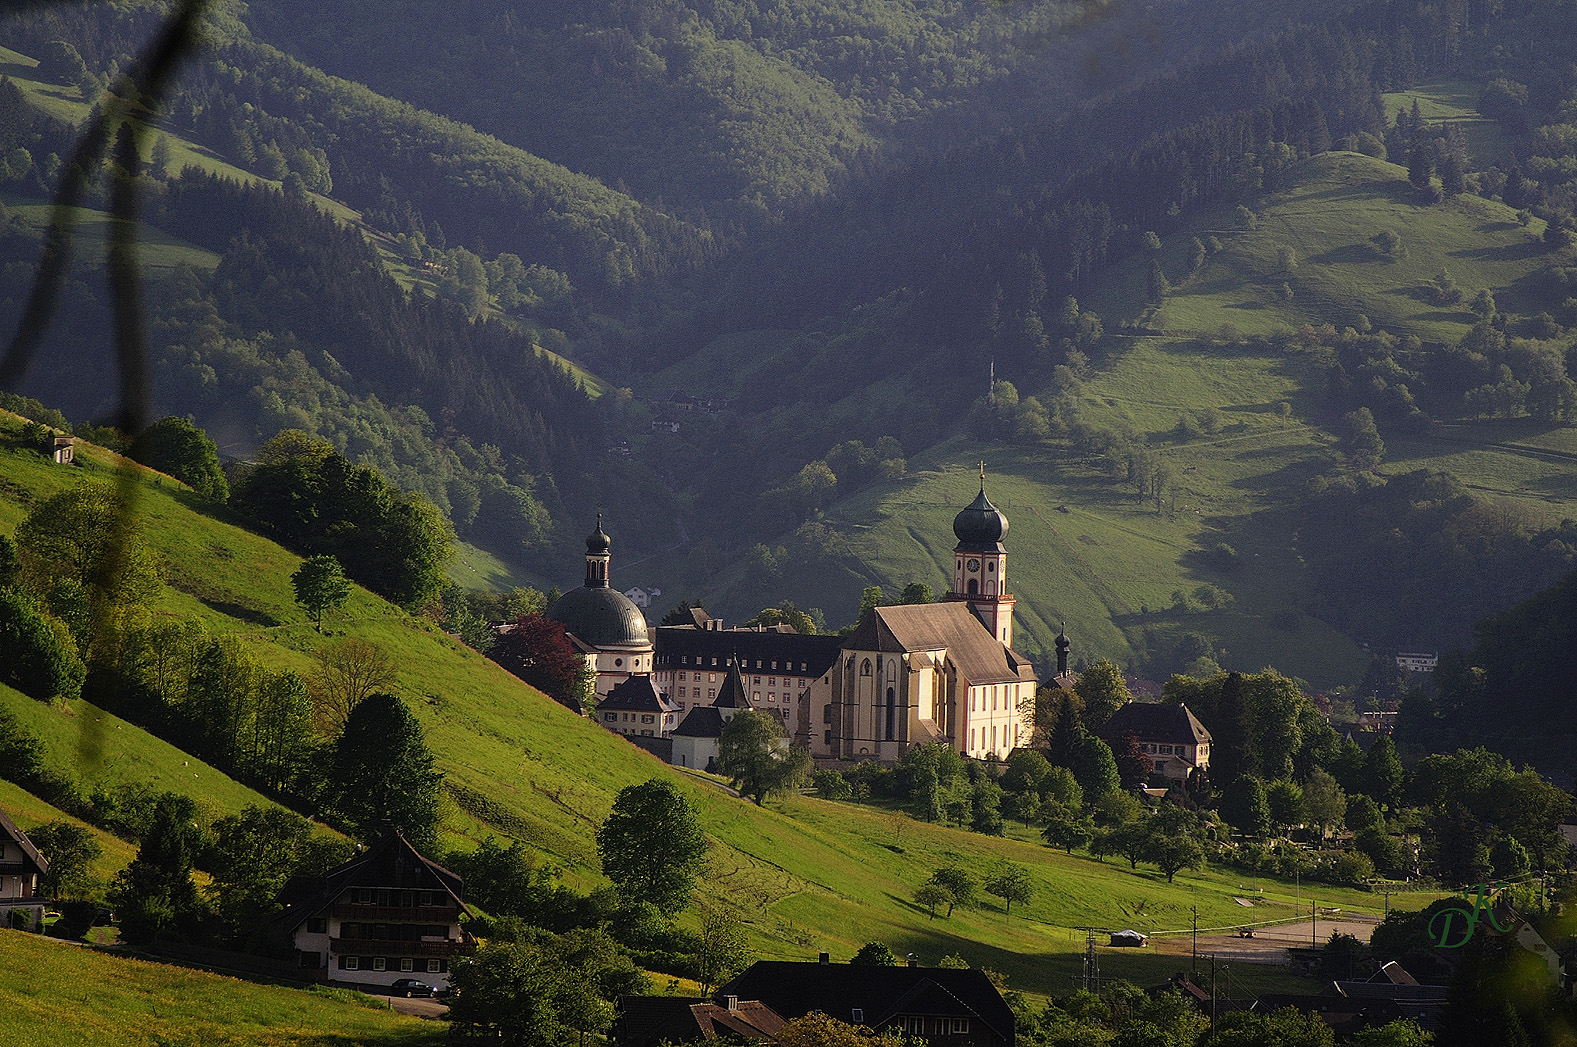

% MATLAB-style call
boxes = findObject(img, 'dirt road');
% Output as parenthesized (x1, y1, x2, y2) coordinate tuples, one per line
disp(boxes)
(1149, 913, 1380, 965)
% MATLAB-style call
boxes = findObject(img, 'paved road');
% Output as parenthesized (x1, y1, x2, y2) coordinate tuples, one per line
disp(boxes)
(1150, 913, 1380, 966)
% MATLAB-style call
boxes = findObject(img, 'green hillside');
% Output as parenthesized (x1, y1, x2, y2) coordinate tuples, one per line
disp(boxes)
(1090, 151, 1549, 340)
(0, 929, 441, 1047)
(651, 149, 1575, 686)
(0, 418, 1423, 997)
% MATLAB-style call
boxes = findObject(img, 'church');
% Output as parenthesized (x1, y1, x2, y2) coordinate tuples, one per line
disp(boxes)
(546, 471, 1041, 766)
(806, 474, 1038, 762)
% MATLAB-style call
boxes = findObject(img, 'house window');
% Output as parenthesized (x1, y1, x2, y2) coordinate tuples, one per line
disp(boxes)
(373, 957, 387, 971)
(769, 677, 777, 687)
(306, 917, 328, 934)
(401, 958, 414, 972)
(825, 730, 834, 746)
(344, 956, 360, 971)
(709, 673, 717, 682)
(753, 692, 761, 701)
(604, 713, 617, 722)
(1160, 744, 1174, 754)
(642, 715, 655, 724)
(428, 959, 442, 973)
(421, 892, 435, 905)
(952, 1020, 969, 1034)
(852, 1009, 864, 1023)
(823, 706, 833, 723)
(357, 889, 374, 904)
(754, 677, 762, 685)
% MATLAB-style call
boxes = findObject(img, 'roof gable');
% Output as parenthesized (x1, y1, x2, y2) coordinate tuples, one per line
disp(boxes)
(1101, 701, 1212, 745)
(673, 706, 725, 738)
(601, 675, 679, 713)
(845, 604, 1033, 687)
(0, 809, 47, 875)
(272, 829, 467, 931)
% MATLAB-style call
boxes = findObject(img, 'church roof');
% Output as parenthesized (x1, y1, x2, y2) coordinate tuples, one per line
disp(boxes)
(673, 706, 725, 738)
(548, 586, 650, 649)
(843, 603, 1034, 687)
(1100, 701, 1212, 746)
(600, 675, 678, 714)
(713, 661, 754, 709)
(953, 481, 1009, 552)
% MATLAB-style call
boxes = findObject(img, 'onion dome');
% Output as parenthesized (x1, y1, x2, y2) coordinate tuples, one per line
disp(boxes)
(586, 515, 612, 556)
(953, 474, 1009, 552)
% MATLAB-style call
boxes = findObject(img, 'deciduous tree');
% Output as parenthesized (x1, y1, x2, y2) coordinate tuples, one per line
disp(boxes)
(718, 709, 812, 805)
(491, 613, 593, 710)
(596, 779, 707, 915)
(292, 554, 350, 631)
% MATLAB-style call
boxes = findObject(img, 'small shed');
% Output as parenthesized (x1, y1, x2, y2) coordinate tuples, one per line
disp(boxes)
(1109, 929, 1147, 948)
(52, 435, 73, 465)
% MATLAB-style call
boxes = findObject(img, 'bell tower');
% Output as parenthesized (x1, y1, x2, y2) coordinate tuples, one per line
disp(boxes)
(584, 514, 612, 588)
(946, 464, 1016, 647)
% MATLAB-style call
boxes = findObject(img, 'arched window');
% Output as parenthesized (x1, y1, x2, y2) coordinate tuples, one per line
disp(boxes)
(886, 659, 897, 683)
(967, 579, 978, 594)
(985, 580, 996, 595)
(861, 658, 873, 677)
(885, 687, 896, 741)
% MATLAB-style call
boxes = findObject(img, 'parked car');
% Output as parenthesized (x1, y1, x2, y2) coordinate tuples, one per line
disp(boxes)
(390, 978, 437, 998)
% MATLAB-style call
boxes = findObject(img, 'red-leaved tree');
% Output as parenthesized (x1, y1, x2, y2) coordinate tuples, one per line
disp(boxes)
(1113, 731, 1155, 787)
(489, 613, 591, 709)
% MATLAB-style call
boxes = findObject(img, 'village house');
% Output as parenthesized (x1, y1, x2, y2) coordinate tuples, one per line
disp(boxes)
(715, 958, 1016, 1047)
(1098, 701, 1212, 787)
(0, 810, 48, 931)
(269, 828, 475, 991)
(615, 995, 786, 1047)
(598, 675, 680, 739)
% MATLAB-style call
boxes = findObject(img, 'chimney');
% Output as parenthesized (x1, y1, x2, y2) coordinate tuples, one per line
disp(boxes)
(724, 996, 739, 1011)
(819, 952, 830, 965)
(906, 954, 918, 968)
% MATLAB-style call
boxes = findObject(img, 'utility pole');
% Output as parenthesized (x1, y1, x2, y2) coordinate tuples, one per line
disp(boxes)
(1312, 901, 1317, 947)
(1192, 906, 1198, 974)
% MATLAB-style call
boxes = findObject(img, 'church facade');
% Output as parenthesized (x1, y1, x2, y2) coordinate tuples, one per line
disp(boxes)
(807, 476, 1037, 763)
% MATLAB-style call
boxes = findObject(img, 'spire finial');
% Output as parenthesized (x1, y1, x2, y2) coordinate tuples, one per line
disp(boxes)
(979, 460, 986, 492)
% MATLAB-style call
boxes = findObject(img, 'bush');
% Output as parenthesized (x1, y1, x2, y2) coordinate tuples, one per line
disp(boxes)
(812, 770, 853, 800)
(1327, 850, 1376, 886)
(128, 417, 229, 501)
(0, 588, 84, 702)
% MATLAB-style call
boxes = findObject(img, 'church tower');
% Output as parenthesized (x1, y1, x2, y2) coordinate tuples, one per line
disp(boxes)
(946, 464, 1016, 647)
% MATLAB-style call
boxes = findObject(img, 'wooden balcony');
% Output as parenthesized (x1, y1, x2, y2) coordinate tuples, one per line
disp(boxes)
(331, 902, 459, 921)
(329, 936, 475, 957)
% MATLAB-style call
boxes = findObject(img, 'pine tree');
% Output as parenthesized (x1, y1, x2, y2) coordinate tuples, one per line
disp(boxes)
(1407, 138, 1434, 190)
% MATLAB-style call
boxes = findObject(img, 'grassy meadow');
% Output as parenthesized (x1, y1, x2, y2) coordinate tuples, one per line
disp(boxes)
(0, 930, 441, 1047)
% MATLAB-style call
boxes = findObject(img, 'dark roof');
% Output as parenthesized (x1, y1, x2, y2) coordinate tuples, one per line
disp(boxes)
(953, 483, 1009, 552)
(549, 585, 650, 649)
(270, 829, 468, 935)
(0, 809, 47, 875)
(616, 997, 785, 1047)
(586, 517, 612, 555)
(600, 675, 678, 714)
(1100, 701, 1212, 746)
(842, 604, 1035, 688)
(720, 962, 1014, 1047)
(673, 706, 725, 738)
(714, 661, 753, 709)
(654, 626, 841, 677)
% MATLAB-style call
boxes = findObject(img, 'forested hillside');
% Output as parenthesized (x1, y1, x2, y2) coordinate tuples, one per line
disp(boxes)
(2, 0, 1577, 688)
